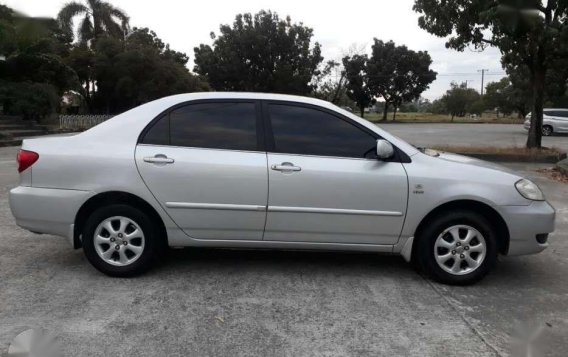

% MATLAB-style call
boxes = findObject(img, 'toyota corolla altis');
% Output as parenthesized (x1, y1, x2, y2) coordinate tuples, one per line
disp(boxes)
(9, 93, 555, 285)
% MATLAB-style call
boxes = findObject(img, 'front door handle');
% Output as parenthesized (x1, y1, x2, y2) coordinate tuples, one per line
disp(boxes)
(271, 162, 301, 172)
(143, 154, 175, 164)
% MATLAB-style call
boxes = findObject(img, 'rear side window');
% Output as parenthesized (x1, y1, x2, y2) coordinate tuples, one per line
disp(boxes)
(268, 104, 377, 158)
(142, 114, 169, 145)
(142, 102, 258, 151)
(554, 111, 568, 118)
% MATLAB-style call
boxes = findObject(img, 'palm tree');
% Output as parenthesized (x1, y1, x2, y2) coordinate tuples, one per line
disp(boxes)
(57, 0, 129, 46)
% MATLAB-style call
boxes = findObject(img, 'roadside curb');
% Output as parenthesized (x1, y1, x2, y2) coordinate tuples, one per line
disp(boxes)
(556, 158, 568, 175)
(450, 151, 567, 163)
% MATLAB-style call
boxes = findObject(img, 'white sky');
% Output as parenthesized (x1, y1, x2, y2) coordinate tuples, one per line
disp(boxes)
(3, 0, 507, 100)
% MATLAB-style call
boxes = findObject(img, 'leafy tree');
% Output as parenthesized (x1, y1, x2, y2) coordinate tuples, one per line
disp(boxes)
(342, 54, 374, 117)
(367, 39, 437, 120)
(311, 60, 349, 104)
(484, 77, 516, 116)
(57, 0, 129, 45)
(65, 45, 95, 109)
(194, 10, 323, 95)
(441, 82, 481, 121)
(0, 5, 78, 120)
(430, 98, 447, 114)
(93, 29, 209, 113)
(413, 0, 568, 148)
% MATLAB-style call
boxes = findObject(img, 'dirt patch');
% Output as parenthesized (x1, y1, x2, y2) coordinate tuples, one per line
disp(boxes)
(536, 167, 568, 184)
(431, 146, 563, 156)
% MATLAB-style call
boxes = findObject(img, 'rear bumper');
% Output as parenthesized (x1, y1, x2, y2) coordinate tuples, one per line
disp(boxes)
(499, 201, 556, 256)
(9, 186, 92, 245)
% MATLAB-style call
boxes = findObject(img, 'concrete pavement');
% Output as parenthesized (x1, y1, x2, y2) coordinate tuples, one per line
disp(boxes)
(0, 145, 567, 356)
(380, 123, 568, 152)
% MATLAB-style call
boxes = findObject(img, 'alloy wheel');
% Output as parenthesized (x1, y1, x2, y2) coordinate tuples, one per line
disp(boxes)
(93, 216, 145, 267)
(433, 225, 487, 276)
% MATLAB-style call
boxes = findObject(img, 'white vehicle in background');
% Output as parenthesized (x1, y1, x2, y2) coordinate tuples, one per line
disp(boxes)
(524, 109, 568, 136)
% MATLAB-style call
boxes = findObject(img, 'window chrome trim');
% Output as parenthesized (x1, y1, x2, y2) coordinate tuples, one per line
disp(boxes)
(268, 206, 403, 216)
(136, 143, 266, 154)
(166, 202, 266, 211)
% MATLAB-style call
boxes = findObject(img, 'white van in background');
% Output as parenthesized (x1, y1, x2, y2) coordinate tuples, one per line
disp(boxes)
(524, 109, 568, 136)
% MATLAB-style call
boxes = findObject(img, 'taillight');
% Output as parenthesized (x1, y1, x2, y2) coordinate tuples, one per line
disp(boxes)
(17, 150, 39, 173)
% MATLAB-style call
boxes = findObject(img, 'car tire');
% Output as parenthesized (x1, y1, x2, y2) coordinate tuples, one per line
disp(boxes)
(82, 204, 162, 277)
(542, 125, 553, 136)
(415, 210, 498, 285)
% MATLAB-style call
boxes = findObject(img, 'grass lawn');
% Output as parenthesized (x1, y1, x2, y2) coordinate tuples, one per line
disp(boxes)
(359, 112, 524, 124)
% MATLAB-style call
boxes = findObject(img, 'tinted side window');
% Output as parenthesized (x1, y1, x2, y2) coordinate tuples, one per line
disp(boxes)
(143, 102, 258, 151)
(142, 114, 169, 145)
(543, 110, 553, 117)
(268, 104, 377, 158)
(554, 111, 568, 118)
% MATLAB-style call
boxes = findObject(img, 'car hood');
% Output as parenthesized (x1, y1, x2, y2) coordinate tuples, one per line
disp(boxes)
(434, 151, 519, 175)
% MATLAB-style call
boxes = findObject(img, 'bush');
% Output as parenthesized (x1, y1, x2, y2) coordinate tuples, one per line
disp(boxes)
(0, 81, 59, 120)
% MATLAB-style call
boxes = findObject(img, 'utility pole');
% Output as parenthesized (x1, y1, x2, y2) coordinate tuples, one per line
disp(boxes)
(478, 69, 489, 96)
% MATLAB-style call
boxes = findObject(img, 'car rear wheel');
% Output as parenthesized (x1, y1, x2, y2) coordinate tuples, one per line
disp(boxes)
(542, 125, 553, 136)
(82, 204, 161, 277)
(415, 210, 498, 285)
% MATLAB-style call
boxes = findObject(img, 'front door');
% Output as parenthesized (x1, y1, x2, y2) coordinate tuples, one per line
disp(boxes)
(263, 103, 408, 245)
(135, 101, 268, 240)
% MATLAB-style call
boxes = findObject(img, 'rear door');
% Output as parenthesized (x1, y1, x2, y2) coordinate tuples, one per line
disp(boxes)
(262, 102, 408, 245)
(135, 100, 268, 240)
(552, 110, 568, 132)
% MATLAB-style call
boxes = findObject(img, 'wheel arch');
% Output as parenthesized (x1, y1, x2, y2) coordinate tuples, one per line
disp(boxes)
(412, 200, 510, 260)
(73, 191, 168, 249)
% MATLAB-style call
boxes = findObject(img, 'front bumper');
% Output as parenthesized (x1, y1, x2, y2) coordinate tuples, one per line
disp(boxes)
(523, 120, 530, 130)
(9, 186, 92, 245)
(499, 200, 556, 256)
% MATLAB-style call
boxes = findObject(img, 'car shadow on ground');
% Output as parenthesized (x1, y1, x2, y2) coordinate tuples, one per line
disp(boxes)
(152, 247, 416, 279)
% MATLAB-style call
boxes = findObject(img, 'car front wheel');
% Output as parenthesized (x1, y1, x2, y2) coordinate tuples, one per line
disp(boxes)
(415, 210, 498, 285)
(542, 125, 553, 136)
(82, 204, 161, 277)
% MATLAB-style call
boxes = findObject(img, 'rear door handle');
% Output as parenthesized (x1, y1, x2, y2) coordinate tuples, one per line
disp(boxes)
(143, 154, 174, 164)
(271, 162, 301, 172)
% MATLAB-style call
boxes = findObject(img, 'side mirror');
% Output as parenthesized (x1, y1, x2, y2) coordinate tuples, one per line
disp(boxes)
(376, 139, 394, 160)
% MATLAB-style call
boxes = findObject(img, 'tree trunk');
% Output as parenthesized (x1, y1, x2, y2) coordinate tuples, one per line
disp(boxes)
(451, 113, 455, 122)
(382, 102, 389, 121)
(392, 106, 397, 121)
(526, 68, 545, 149)
(360, 105, 365, 118)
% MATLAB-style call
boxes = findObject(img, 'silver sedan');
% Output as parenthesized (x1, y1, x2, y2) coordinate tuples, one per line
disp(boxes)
(9, 93, 555, 285)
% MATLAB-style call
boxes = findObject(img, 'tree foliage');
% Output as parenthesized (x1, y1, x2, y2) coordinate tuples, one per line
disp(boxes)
(342, 55, 374, 117)
(311, 60, 349, 105)
(57, 0, 129, 46)
(92, 28, 209, 113)
(0, 5, 78, 120)
(440, 82, 482, 121)
(413, 0, 568, 148)
(367, 39, 437, 120)
(194, 10, 323, 95)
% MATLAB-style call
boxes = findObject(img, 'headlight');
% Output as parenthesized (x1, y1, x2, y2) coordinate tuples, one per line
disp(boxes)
(515, 179, 545, 201)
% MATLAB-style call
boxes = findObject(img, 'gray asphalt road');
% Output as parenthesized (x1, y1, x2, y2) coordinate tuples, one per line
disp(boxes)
(1, 145, 567, 356)
(380, 123, 568, 152)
